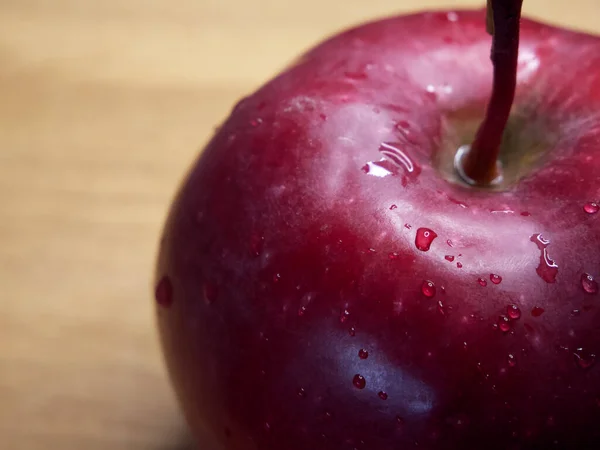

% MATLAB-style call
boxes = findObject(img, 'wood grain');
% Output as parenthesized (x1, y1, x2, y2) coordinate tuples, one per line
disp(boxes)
(0, 1, 596, 449)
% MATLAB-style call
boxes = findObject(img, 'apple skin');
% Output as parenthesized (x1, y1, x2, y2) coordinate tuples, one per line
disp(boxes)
(155, 9, 600, 450)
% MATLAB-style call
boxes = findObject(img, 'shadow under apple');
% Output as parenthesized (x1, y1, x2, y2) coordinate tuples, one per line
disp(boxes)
(157, 432, 197, 450)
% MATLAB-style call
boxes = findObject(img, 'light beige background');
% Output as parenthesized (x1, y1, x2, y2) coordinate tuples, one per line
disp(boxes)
(0, 1, 597, 449)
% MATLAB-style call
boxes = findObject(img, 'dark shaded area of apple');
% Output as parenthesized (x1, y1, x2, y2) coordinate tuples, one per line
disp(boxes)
(155, 9, 600, 450)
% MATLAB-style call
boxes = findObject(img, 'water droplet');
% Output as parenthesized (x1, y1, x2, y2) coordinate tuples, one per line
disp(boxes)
(448, 196, 468, 208)
(340, 309, 350, 323)
(250, 118, 263, 127)
(358, 349, 369, 359)
(378, 142, 418, 175)
(476, 277, 487, 287)
(531, 306, 545, 317)
(349, 327, 356, 337)
(297, 388, 306, 398)
(416, 228, 438, 251)
(389, 204, 398, 210)
(457, 262, 463, 269)
(362, 159, 395, 177)
(574, 348, 596, 369)
(490, 208, 514, 215)
(521, 211, 531, 216)
(204, 282, 218, 305)
(273, 273, 281, 283)
(507, 305, 521, 319)
(584, 202, 599, 214)
(445, 255, 455, 262)
(437, 300, 446, 316)
(396, 416, 405, 427)
(362, 158, 400, 178)
(353, 374, 366, 389)
(498, 315, 511, 333)
(155, 276, 173, 308)
(490, 274, 502, 284)
(389, 252, 400, 260)
(421, 280, 436, 298)
(378, 391, 388, 400)
(530, 234, 558, 283)
(581, 273, 599, 294)
(298, 305, 307, 316)
(447, 239, 454, 247)
(508, 354, 516, 367)
(264, 422, 271, 432)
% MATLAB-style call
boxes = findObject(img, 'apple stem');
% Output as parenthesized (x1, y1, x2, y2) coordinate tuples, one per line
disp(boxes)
(455, 0, 524, 186)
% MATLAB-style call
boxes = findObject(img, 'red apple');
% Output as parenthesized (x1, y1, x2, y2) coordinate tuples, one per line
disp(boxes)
(155, 3, 600, 449)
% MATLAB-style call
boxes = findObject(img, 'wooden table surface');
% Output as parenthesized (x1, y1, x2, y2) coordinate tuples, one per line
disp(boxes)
(0, 1, 596, 449)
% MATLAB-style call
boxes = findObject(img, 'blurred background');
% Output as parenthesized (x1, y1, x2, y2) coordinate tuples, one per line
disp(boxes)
(0, 1, 596, 449)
